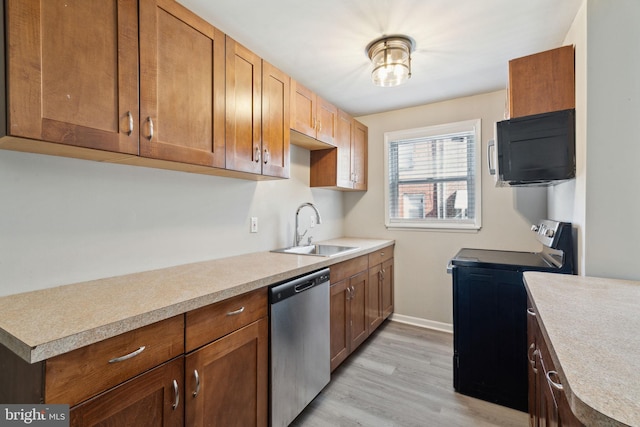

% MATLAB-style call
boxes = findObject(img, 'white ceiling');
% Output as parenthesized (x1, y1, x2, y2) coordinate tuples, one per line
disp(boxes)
(178, 0, 583, 117)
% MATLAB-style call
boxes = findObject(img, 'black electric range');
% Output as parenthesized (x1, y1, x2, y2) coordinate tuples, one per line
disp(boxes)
(448, 220, 574, 412)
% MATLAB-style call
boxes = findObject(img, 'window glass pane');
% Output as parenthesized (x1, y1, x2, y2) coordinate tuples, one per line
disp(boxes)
(384, 120, 481, 230)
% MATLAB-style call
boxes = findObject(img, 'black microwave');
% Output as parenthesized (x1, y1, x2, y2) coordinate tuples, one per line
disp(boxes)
(488, 109, 575, 186)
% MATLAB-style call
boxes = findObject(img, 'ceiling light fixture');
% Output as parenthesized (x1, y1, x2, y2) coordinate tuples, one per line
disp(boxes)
(366, 35, 415, 87)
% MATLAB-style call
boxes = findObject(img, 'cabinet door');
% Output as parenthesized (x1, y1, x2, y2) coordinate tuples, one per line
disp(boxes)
(367, 265, 383, 332)
(538, 356, 559, 427)
(290, 80, 317, 138)
(352, 120, 368, 190)
(527, 299, 540, 427)
(185, 318, 268, 427)
(139, 0, 225, 167)
(336, 110, 354, 188)
(225, 37, 262, 174)
(508, 46, 574, 118)
(70, 357, 184, 427)
(316, 96, 337, 146)
(330, 279, 350, 372)
(381, 258, 394, 319)
(7, 0, 138, 154)
(349, 270, 369, 351)
(537, 328, 583, 427)
(261, 61, 290, 178)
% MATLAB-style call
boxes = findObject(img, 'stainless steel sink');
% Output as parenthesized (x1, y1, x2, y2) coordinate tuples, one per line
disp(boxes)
(271, 244, 359, 257)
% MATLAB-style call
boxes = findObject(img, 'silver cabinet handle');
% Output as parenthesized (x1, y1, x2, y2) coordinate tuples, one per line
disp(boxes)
(108, 346, 145, 364)
(172, 379, 180, 409)
(546, 370, 564, 391)
(350, 285, 355, 298)
(312, 117, 317, 131)
(226, 306, 245, 316)
(254, 146, 261, 163)
(346, 286, 352, 300)
(317, 120, 322, 133)
(125, 111, 134, 136)
(263, 148, 270, 164)
(528, 344, 538, 373)
(527, 307, 536, 316)
(193, 369, 200, 397)
(146, 117, 154, 141)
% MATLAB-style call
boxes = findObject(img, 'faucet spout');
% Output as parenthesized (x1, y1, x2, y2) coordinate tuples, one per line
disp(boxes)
(294, 202, 322, 247)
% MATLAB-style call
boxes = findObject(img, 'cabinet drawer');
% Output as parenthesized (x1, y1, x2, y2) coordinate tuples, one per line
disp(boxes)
(45, 315, 184, 407)
(368, 246, 394, 267)
(186, 288, 267, 352)
(330, 255, 369, 283)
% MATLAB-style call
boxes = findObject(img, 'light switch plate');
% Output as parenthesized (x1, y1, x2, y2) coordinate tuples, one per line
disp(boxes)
(250, 217, 258, 233)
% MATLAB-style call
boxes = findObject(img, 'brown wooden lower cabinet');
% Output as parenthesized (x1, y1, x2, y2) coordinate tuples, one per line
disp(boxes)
(70, 357, 184, 427)
(329, 271, 367, 371)
(185, 318, 268, 427)
(0, 289, 269, 427)
(527, 298, 583, 427)
(330, 247, 394, 371)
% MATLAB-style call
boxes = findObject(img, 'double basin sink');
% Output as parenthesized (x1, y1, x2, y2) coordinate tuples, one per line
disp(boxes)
(272, 244, 359, 257)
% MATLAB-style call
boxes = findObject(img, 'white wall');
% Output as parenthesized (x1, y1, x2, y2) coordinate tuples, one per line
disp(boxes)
(583, 0, 640, 280)
(0, 145, 344, 297)
(548, 0, 587, 274)
(346, 91, 546, 326)
(549, 0, 640, 281)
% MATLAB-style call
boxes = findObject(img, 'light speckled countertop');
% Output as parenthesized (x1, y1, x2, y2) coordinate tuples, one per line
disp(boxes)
(0, 238, 393, 364)
(524, 272, 640, 427)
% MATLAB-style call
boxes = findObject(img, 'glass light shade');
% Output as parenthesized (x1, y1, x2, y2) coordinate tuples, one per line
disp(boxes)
(367, 36, 414, 87)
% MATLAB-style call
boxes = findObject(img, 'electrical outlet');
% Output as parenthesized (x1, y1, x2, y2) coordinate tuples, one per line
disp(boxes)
(310, 215, 316, 228)
(250, 217, 258, 233)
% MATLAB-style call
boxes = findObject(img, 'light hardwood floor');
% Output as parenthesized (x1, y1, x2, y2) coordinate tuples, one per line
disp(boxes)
(291, 321, 528, 427)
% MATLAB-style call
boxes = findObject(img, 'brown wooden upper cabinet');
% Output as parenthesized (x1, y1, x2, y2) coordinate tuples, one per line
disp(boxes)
(310, 110, 367, 191)
(226, 37, 290, 178)
(290, 80, 338, 147)
(139, 0, 225, 168)
(6, 0, 139, 155)
(508, 45, 575, 118)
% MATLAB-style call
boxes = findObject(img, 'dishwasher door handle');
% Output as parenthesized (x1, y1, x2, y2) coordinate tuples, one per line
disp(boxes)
(294, 281, 316, 293)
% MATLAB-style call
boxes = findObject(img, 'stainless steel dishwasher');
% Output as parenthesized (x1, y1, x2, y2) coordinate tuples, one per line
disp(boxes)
(270, 268, 330, 427)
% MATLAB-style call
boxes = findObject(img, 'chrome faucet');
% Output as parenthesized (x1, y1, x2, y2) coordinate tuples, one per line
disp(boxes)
(294, 202, 322, 247)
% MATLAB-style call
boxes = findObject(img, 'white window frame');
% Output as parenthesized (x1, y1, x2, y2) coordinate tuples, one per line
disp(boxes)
(384, 119, 482, 231)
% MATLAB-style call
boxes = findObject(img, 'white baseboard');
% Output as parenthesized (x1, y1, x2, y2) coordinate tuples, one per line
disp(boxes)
(389, 313, 453, 334)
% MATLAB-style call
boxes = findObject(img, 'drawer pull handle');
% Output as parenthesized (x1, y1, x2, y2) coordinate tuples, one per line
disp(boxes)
(193, 369, 200, 397)
(546, 370, 564, 391)
(227, 306, 245, 316)
(381, 252, 384, 256)
(172, 379, 180, 410)
(108, 346, 145, 364)
(527, 307, 536, 316)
